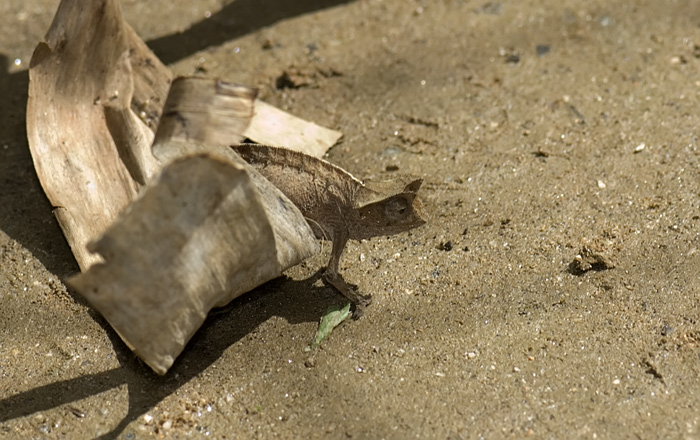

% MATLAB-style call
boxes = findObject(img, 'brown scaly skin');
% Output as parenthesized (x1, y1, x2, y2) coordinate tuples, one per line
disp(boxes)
(231, 143, 426, 317)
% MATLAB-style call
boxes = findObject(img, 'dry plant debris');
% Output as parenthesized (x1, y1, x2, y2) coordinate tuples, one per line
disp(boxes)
(26, 0, 171, 270)
(26, 0, 341, 373)
(26, 0, 341, 271)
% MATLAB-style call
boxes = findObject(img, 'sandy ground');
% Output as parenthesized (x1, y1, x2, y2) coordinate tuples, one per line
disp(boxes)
(2, 0, 700, 438)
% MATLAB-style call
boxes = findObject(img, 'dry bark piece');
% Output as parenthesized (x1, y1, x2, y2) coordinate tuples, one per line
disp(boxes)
(231, 144, 427, 316)
(102, 50, 160, 186)
(150, 80, 322, 272)
(155, 77, 258, 147)
(70, 78, 318, 374)
(121, 23, 173, 130)
(26, 0, 172, 270)
(70, 152, 318, 374)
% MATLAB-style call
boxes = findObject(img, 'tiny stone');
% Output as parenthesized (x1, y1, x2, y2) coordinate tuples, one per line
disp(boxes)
(506, 54, 520, 63)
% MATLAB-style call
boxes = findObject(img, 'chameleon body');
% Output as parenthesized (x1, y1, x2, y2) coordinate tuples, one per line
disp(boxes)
(231, 143, 426, 316)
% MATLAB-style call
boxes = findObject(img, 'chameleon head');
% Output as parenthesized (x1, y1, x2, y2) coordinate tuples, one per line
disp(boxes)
(353, 179, 426, 239)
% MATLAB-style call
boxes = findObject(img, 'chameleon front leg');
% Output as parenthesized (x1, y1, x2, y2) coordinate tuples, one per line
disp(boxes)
(322, 231, 372, 317)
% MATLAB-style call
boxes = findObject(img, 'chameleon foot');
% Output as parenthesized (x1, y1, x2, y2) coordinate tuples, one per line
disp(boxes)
(322, 271, 372, 318)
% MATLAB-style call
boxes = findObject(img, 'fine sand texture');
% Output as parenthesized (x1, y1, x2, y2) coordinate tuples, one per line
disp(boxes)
(2, 1, 700, 438)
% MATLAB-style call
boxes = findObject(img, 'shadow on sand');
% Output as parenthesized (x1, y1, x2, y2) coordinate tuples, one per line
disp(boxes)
(0, 272, 344, 439)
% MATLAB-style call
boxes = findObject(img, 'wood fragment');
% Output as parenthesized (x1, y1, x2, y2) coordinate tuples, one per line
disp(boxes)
(70, 152, 317, 374)
(102, 50, 160, 186)
(154, 77, 258, 147)
(122, 23, 173, 130)
(26, 0, 171, 270)
(70, 78, 319, 375)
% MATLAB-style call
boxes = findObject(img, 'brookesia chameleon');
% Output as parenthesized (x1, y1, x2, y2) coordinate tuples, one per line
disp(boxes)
(231, 143, 426, 316)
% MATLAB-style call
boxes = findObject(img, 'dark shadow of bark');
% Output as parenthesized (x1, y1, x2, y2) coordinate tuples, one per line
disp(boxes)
(0, 272, 344, 439)
(0, 55, 80, 279)
(148, 0, 354, 64)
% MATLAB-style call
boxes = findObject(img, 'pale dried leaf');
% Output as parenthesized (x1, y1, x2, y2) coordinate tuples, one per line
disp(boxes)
(244, 99, 342, 158)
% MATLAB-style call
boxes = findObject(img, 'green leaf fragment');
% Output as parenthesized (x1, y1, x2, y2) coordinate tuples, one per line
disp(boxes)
(309, 302, 352, 350)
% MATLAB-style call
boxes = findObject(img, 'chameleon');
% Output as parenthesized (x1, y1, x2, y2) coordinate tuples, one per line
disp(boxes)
(230, 143, 426, 316)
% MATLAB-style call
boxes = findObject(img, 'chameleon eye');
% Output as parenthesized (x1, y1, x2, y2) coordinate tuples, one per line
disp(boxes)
(385, 197, 408, 218)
